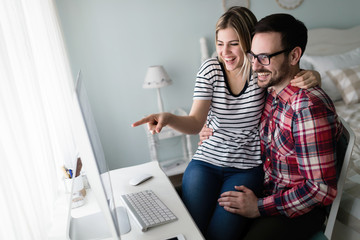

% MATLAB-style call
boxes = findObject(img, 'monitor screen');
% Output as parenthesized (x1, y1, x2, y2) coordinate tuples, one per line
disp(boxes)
(68, 71, 130, 239)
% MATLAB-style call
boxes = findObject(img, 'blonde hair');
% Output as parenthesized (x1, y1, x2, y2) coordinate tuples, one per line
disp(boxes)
(215, 7, 257, 82)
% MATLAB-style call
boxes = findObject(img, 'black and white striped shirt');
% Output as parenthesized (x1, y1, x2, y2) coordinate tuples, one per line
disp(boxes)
(192, 58, 265, 169)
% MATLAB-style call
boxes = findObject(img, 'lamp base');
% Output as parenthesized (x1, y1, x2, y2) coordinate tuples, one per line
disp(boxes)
(156, 88, 164, 113)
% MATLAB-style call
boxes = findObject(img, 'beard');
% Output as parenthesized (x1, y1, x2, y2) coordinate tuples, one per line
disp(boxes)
(255, 60, 291, 89)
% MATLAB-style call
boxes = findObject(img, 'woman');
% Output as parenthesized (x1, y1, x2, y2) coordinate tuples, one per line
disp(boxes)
(132, 7, 319, 240)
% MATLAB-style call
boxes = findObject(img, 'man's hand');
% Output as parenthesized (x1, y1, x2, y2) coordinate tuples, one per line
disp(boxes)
(198, 124, 213, 145)
(218, 185, 260, 218)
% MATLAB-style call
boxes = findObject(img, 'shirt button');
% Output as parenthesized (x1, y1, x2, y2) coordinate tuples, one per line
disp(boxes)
(267, 158, 270, 162)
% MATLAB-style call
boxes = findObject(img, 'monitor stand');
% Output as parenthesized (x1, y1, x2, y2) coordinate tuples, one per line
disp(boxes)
(69, 206, 131, 240)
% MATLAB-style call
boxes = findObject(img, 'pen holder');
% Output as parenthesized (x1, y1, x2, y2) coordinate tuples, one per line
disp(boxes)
(73, 175, 85, 194)
(64, 175, 85, 193)
(64, 175, 86, 208)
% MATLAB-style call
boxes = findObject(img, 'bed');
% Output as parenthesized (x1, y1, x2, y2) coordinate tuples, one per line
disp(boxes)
(303, 25, 360, 239)
(200, 24, 360, 239)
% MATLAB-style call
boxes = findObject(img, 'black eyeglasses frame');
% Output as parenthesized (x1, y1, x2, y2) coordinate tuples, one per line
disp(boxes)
(247, 48, 291, 66)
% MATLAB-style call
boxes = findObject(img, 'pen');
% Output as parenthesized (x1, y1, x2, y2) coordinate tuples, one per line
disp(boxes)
(69, 169, 73, 178)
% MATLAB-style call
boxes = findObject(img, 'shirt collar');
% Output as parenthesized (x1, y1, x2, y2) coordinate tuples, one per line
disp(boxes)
(267, 84, 300, 103)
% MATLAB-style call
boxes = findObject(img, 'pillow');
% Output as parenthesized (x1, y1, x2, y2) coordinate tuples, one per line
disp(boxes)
(299, 58, 314, 71)
(302, 47, 360, 102)
(326, 65, 360, 105)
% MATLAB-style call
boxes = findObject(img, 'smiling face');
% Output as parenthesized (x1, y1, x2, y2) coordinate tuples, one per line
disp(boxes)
(251, 32, 292, 91)
(216, 27, 245, 73)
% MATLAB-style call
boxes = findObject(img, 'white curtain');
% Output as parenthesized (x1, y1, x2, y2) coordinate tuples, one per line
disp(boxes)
(0, 0, 77, 239)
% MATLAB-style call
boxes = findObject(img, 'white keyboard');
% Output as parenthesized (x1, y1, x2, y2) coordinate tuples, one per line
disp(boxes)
(120, 190, 177, 231)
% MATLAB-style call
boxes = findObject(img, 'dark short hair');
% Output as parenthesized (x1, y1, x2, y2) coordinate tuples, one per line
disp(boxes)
(253, 13, 307, 56)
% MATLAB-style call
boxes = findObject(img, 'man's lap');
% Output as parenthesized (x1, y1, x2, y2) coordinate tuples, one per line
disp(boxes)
(243, 207, 326, 240)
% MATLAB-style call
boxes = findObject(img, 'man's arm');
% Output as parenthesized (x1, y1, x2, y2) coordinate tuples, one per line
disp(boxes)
(197, 125, 213, 145)
(259, 104, 339, 218)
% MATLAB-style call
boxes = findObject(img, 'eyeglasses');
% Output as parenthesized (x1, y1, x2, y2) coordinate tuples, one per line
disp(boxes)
(246, 49, 290, 66)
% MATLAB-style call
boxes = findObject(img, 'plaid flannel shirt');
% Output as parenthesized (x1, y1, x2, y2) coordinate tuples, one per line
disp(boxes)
(258, 85, 342, 218)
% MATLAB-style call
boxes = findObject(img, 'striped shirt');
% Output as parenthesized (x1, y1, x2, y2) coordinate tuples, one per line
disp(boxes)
(192, 58, 265, 169)
(258, 85, 342, 218)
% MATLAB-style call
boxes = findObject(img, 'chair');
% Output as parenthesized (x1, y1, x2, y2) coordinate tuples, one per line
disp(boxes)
(311, 117, 355, 240)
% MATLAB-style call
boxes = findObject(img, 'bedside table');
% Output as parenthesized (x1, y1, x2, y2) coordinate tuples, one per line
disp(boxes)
(144, 109, 193, 178)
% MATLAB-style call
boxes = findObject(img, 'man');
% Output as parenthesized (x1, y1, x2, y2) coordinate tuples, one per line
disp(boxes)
(218, 14, 343, 239)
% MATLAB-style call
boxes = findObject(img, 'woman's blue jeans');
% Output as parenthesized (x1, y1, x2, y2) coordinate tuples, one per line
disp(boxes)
(181, 160, 264, 240)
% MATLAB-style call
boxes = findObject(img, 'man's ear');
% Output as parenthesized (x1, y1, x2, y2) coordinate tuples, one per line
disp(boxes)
(289, 46, 302, 66)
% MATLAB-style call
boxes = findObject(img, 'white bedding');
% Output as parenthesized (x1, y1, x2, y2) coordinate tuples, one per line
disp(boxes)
(335, 101, 360, 184)
(334, 101, 360, 165)
(334, 101, 360, 234)
(305, 25, 360, 237)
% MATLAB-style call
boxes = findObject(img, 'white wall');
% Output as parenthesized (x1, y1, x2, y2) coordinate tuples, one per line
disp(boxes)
(55, 0, 360, 170)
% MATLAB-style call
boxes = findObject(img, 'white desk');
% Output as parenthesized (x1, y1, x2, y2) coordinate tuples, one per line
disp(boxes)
(67, 161, 204, 240)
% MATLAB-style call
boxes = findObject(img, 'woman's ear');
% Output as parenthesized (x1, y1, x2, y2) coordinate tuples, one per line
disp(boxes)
(289, 46, 302, 66)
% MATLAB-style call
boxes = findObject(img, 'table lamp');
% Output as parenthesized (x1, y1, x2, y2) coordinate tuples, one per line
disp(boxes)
(143, 65, 172, 112)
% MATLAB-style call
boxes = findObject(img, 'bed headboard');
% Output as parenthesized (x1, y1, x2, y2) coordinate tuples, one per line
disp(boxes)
(306, 25, 360, 56)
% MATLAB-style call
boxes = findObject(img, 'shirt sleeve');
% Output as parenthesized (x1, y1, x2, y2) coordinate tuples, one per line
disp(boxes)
(258, 103, 339, 218)
(193, 59, 216, 100)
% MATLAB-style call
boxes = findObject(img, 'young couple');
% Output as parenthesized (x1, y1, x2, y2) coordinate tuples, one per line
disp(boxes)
(133, 7, 342, 240)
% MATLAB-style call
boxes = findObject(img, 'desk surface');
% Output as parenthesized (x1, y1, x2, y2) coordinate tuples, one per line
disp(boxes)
(69, 161, 204, 240)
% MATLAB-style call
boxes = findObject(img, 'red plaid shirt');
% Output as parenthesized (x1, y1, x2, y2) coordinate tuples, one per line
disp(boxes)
(258, 85, 342, 218)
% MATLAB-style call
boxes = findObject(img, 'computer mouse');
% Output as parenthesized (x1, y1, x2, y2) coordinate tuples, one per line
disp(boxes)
(129, 173, 153, 186)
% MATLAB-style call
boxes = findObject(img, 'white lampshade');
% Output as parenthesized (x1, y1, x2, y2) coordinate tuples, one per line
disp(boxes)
(143, 65, 172, 89)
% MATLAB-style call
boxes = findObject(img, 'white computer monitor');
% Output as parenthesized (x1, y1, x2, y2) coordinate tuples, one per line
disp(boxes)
(68, 71, 130, 239)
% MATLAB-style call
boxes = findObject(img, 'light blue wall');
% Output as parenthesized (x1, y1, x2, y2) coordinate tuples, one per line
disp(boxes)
(55, 0, 360, 170)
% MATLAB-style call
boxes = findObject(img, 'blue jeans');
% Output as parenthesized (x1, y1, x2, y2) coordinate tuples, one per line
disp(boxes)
(182, 160, 264, 240)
